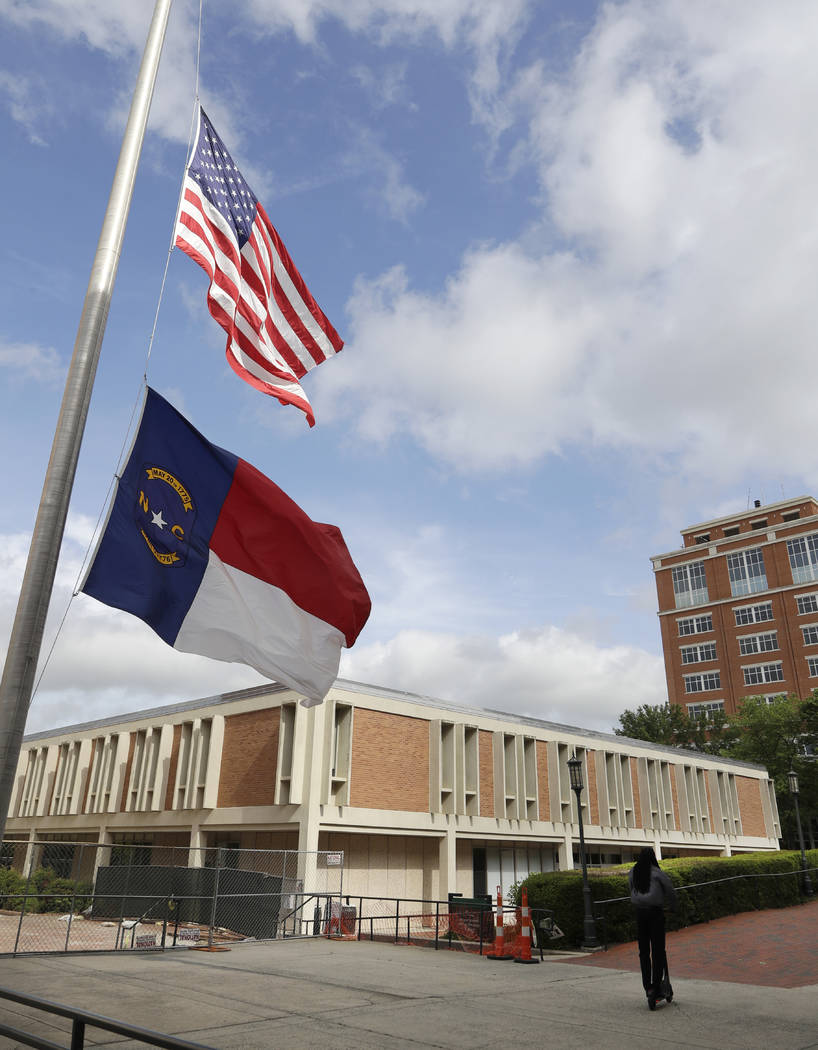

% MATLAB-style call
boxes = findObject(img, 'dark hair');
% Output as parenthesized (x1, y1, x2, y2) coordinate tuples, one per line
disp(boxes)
(632, 847, 659, 893)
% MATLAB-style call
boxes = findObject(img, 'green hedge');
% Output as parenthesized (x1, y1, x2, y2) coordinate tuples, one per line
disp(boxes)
(517, 850, 818, 948)
(0, 867, 92, 914)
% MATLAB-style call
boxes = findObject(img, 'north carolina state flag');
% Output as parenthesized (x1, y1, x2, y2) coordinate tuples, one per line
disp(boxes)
(81, 388, 370, 703)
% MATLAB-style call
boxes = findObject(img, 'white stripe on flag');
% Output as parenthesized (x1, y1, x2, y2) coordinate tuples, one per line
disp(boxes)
(255, 219, 340, 362)
(174, 550, 344, 703)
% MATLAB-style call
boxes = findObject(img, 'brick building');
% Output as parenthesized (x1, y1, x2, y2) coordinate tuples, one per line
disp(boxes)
(6, 679, 780, 900)
(652, 495, 818, 718)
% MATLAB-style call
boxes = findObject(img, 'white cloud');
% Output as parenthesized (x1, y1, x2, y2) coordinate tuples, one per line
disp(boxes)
(0, 339, 64, 384)
(351, 62, 414, 111)
(0, 524, 265, 735)
(341, 126, 425, 223)
(0, 72, 50, 143)
(314, 0, 818, 487)
(341, 624, 665, 733)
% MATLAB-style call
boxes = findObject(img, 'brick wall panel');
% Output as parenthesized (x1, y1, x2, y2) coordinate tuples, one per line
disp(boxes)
(586, 751, 599, 825)
(164, 725, 182, 810)
(349, 709, 429, 812)
(704, 773, 716, 831)
(670, 766, 681, 829)
(630, 757, 642, 827)
(119, 734, 136, 812)
(735, 775, 767, 837)
(535, 740, 549, 820)
(479, 730, 495, 818)
(217, 709, 279, 808)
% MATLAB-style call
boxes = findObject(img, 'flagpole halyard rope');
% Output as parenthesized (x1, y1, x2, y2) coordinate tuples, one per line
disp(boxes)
(28, 0, 207, 707)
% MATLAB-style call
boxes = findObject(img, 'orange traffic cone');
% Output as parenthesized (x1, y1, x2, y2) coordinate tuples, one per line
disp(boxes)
(513, 888, 539, 964)
(486, 885, 512, 960)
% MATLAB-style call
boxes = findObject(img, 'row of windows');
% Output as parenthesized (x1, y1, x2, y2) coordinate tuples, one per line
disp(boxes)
(683, 661, 787, 693)
(672, 535, 818, 610)
(680, 630, 783, 665)
(686, 700, 725, 720)
(677, 601, 774, 635)
(677, 592, 818, 638)
(685, 649, 818, 692)
(680, 642, 717, 664)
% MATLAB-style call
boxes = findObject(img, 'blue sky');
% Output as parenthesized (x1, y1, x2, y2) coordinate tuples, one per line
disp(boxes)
(2, 0, 818, 735)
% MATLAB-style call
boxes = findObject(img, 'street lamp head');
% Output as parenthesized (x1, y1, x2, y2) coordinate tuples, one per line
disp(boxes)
(788, 769, 799, 795)
(567, 752, 584, 793)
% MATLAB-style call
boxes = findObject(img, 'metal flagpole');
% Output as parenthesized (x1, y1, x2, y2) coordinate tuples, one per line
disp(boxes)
(0, 0, 174, 839)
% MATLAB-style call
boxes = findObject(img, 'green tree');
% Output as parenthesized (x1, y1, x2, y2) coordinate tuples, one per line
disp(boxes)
(731, 693, 818, 849)
(614, 703, 737, 755)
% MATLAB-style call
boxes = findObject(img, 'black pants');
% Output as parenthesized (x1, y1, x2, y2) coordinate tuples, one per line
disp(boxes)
(636, 906, 666, 992)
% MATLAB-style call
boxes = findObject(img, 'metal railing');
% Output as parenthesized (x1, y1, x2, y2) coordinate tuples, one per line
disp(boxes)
(593, 865, 818, 949)
(0, 984, 214, 1050)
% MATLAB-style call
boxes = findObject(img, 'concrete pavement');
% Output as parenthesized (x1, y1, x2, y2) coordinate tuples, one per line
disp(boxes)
(0, 906, 816, 1049)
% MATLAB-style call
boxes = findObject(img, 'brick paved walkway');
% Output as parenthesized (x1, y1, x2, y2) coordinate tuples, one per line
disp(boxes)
(560, 899, 818, 987)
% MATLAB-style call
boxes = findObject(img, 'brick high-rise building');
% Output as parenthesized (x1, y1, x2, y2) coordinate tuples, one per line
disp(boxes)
(652, 495, 818, 719)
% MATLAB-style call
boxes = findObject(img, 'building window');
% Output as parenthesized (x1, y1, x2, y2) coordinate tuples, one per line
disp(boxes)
(808, 657, 818, 678)
(672, 561, 708, 608)
(742, 662, 784, 686)
(801, 625, 818, 646)
(783, 510, 801, 522)
(677, 614, 713, 636)
(684, 672, 721, 693)
(724, 526, 740, 537)
(750, 519, 768, 530)
(686, 700, 725, 721)
(738, 632, 779, 656)
(726, 547, 767, 597)
(695, 533, 710, 544)
(680, 643, 717, 664)
(733, 601, 773, 626)
(796, 593, 818, 615)
(787, 533, 818, 584)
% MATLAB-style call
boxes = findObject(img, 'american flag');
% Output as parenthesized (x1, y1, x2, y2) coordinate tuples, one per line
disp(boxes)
(174, 107, 343, 426)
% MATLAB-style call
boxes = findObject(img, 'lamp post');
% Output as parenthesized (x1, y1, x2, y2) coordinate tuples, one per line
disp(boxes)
(788, 770, 813, 897)
(567, 752, 599, 948)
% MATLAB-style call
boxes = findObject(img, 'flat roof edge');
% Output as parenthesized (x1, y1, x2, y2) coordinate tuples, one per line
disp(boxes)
(23, 678, 767, 772)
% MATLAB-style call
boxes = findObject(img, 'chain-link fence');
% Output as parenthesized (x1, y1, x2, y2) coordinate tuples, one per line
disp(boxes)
(0, 840, 344, 955)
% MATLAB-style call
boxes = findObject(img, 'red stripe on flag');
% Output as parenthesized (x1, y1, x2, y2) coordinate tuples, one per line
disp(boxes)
(257, 203, 344, 357)
(210, 459, 370, 646)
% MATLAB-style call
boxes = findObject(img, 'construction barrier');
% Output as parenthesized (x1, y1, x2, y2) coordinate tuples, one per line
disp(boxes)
(513, 888, 539, 964)
(486, 885, 512, 960)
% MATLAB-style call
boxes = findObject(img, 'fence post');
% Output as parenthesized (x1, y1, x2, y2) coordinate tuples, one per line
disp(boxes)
(70, 1017, 85, 1050)
(64, 887, 76, 953)
(435, 902, 439, 951)
(14, 842, 37, 956)
(207, 847, 223, 949)
(358, 897, 363, 941)
(395, 899, 400, 944)
(115, 846, 135, 950)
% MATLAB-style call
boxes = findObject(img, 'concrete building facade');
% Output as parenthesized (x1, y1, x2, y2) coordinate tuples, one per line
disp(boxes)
(6, 680, 780, 901)
(652, 495, 818, 718)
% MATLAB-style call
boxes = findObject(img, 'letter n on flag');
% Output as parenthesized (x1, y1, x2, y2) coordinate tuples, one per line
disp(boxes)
(81, 388, 371, 704)
(174, 107, 343, 427)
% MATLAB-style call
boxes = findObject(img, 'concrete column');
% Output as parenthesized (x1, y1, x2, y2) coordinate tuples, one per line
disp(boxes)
(188, 823, 205, 867)
(653, 832, 662, 860)
(93, 827, 112, 883)
(23, 827, 37, 877)
(721, 841, 732, 857)
(557, 831, 573, 871)
(296, 702, 329, 891)
(438, 826, 457, 899)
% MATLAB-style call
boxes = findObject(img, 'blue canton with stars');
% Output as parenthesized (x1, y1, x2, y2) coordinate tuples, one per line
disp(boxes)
(188, 109, 259, 249)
